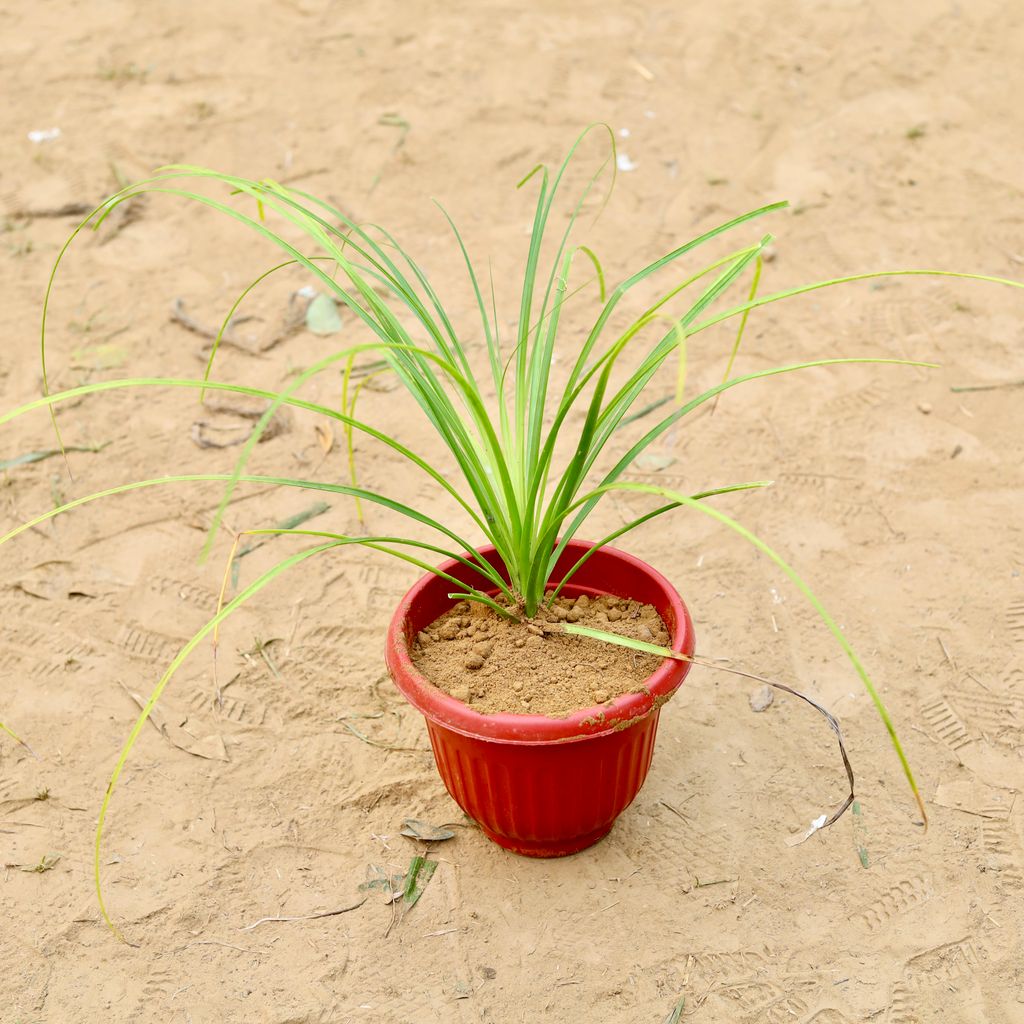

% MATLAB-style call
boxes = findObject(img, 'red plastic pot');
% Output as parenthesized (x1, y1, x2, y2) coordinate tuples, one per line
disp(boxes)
(385, 540, 695, 857)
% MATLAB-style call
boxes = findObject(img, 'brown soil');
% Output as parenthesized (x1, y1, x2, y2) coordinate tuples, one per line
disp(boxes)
(412, 594, 670, 716)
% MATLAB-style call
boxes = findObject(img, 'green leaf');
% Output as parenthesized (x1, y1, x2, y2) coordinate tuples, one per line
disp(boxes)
(93, 541, 342, 941)
(566, 482, 926, 827)
(564, 623, 678, 658)
(230, 500, 331, 587)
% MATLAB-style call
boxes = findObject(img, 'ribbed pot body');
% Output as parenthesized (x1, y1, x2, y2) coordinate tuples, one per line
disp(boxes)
(385, 541, 695, 857)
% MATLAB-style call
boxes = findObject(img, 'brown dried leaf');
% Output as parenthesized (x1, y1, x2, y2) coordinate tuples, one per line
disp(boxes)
(314, 423, 334, 455)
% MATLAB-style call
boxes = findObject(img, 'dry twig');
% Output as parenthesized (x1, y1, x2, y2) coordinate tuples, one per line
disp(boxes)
(240, 897, 367, 931)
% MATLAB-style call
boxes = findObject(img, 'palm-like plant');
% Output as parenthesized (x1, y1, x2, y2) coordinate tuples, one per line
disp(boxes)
(2, 127, 1021, 935)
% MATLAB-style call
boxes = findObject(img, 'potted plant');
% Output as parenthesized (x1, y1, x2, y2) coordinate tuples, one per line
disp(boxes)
(2, 128, 1019, 936)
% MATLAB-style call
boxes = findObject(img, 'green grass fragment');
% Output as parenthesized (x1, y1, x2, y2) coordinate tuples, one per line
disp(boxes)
(662, 996, 685, 1023)
(853, 801, 870, 869)
(231, 500, 331, 587)
(402, 855, 438, 908)
(23, 854, 61, 873)
(0, 443, 109, 472)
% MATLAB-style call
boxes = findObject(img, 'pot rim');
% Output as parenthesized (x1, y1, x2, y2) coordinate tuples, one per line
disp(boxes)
(385, 540, 695, 745)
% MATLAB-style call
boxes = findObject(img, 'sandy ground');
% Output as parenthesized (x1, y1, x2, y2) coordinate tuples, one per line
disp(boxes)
(2, 1, 1024, 1021)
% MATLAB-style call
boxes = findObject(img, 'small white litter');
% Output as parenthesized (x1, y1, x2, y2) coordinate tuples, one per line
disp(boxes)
(616, 152, 638, 172)
(785, 813, 828, 847)
(28, 127, 61, 144)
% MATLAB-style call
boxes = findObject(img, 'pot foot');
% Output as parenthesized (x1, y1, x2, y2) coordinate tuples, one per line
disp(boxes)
(478, 822, 613, 858)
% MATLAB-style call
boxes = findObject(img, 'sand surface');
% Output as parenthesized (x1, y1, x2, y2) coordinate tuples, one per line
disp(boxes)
(2, 1, 1023, 1021)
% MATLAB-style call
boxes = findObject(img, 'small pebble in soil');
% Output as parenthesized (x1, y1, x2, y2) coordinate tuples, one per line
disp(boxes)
(473, 640, 494, 658)
(464, 653, 485, 670)
(575, 594, 590, 608)
(512, 680, 523, 693)
(607, 608, 622, 622)
(566, 608, 582, 622)
(749, 684, 774, 712)
(451, 685, 470, 702)
(593, 690, 609, 703)
(513, 638, 526, 648)
(526, 623, 544, 636)
(637, 624, 654, 642)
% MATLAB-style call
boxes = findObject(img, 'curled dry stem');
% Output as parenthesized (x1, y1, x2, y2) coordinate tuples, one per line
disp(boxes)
(563, 627, 858, 832)
(681, 653, 855, 830)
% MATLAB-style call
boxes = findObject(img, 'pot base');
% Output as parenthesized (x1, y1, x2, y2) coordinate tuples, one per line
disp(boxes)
(479, 821, 613, 858)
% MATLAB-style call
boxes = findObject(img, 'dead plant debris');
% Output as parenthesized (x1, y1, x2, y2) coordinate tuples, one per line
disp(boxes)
(400, 819, 456, 842)
(240, 897, 367, 931)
